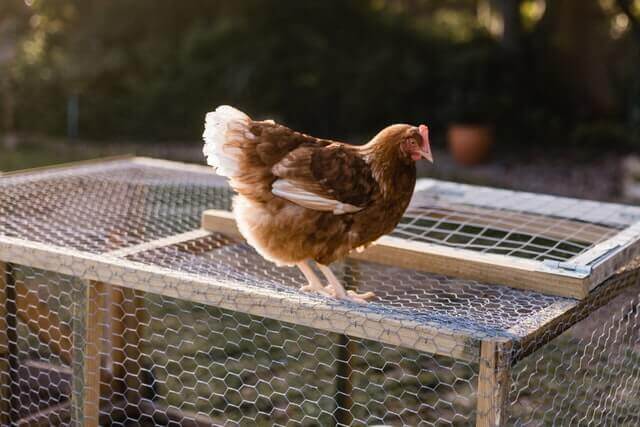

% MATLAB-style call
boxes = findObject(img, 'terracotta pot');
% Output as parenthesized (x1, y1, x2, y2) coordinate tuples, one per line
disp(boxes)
(447, 124, 494, 166)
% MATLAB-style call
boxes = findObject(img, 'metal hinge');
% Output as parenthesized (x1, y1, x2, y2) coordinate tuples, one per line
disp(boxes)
(542, 260, 592, 275)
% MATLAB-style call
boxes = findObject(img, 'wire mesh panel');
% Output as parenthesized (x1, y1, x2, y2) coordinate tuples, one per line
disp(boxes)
(1, 158, 640, 426)
(509, 284, 640, 426)
(1, 264, 482, 426)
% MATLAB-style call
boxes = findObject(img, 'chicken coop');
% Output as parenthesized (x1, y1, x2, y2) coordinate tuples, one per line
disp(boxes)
(1, 156, 639, 426)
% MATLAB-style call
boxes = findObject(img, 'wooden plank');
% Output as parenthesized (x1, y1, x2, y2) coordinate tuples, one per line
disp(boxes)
(14, 282, 73, 366)
(201, 209, 589, 298)
(0, 235, 482, 362)
(83, 281, 106, 427)
(476, 339, 512, 427)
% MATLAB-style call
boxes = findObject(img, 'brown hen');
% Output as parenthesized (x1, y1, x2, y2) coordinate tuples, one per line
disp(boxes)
(203, 106, 433, 303)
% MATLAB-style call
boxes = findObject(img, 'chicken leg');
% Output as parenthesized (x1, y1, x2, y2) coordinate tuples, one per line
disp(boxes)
(317, 264, 376, 303)
(297, 261, 332, 297)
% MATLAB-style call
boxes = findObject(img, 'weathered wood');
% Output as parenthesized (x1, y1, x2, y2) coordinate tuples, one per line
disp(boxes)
(14, 282, 73, 366)
(0, 235, 482, 362)
(476, 339, 512, 427)
(83, 281, 106, 427)
(201, 209, 590, 298)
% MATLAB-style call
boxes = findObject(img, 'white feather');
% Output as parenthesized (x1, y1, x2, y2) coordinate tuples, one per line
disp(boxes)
(272, 179, 363, 215)
(202, 105, 251, 177)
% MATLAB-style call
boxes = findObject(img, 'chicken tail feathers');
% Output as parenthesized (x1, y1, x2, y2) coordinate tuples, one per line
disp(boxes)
(202, 105, 252, 177)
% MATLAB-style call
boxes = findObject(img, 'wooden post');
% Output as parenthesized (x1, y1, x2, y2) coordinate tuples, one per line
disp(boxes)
(476, 338, 513, 427)
(2, 262, 19, 425)
(0, 261, 9, 425)
(70, 279, 88, 426)
(83, 281, 106, 427)
(334, 259, 362, 426)
(111, 286, 146, 404)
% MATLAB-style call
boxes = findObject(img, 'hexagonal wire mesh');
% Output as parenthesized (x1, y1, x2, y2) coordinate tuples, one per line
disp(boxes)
(0, 158, 639, 426)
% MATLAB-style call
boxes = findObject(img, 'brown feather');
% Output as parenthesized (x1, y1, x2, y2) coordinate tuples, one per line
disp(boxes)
(228, 120, 417, 266)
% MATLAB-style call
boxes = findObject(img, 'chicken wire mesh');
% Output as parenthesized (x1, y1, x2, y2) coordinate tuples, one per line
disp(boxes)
(0, 157, 639, 426)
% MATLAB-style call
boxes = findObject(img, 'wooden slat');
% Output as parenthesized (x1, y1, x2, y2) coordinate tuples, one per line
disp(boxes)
(14, 282, 73, 366)
(83, 281, 106, 427)
(476, 339, 512, 427)
(201, 209, 589, 298)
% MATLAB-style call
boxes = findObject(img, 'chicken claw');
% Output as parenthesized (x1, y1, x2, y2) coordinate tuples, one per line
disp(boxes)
(317, 264, 376, 304)
(297, 261, 333, 297)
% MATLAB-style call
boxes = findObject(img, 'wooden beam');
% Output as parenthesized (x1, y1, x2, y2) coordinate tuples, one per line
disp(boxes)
(201, 209, 590, 298)
(476, 339, 512, 427)
(83, 281, 106, 427)
(14, 282, 73, 366)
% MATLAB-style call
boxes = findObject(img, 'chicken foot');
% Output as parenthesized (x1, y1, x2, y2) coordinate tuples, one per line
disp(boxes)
(297, 261, 333, 297)
(317, 264, 376, 303)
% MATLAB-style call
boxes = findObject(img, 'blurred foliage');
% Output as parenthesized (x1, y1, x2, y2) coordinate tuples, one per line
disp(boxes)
(1, 0, 639, 151)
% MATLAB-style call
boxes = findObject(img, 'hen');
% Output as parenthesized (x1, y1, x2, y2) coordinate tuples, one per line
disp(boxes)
(203, 106, 432, 303)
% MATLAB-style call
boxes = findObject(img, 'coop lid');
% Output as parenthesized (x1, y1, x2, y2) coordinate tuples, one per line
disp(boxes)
(203, 179, 640, 299)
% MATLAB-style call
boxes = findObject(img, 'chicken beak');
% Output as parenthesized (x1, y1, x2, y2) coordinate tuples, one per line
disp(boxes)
(419, 149, 434, 163)
(418, 124, 433, 163)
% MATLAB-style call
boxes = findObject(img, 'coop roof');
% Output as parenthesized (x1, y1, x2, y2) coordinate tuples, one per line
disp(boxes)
(1, 157, 638, 363)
